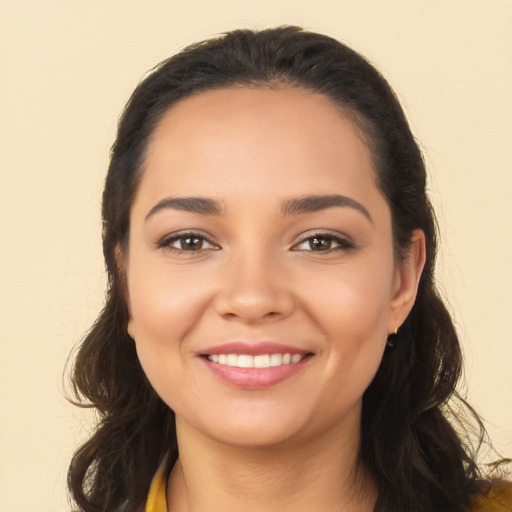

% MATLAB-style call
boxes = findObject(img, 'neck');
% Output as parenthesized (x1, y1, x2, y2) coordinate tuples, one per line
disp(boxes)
(167, 414, 377, 512)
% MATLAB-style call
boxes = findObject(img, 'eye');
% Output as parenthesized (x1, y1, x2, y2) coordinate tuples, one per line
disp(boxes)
(157, 231, 219, 252)
(292, 232, 355, 253)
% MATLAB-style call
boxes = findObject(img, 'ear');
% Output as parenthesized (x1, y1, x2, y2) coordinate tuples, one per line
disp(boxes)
(115, 245, 135, 340)
(388, 229, 426, 333)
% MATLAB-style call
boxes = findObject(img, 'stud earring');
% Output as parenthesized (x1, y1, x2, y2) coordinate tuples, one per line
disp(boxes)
(386, 326, 399, 348)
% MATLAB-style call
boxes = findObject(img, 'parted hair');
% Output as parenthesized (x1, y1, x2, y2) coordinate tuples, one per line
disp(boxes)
(68, 26, 495, 512)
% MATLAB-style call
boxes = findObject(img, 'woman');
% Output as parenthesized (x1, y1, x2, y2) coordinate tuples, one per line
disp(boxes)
(68, 27, 511, 512)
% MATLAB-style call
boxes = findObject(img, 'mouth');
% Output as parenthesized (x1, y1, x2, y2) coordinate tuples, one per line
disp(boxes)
(198, 343, 314, 390)
(204, 352, 309, 368)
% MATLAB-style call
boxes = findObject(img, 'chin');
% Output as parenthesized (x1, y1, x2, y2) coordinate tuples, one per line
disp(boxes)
(210, 423, 304, 449)
(177, 403, 313, 449)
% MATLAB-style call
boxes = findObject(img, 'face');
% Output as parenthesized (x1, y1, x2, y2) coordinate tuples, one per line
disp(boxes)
(124, 87, 422, 449)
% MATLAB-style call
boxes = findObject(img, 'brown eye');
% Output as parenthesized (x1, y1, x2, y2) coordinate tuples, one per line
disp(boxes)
(180, 236, 203, 250)
(157, 232, 219, 252)
(309, 237, 332, 251)
(292, 232, 355, 253)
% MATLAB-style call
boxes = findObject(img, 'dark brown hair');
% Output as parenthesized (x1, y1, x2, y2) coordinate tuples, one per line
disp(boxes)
(68, 26, 500, 512)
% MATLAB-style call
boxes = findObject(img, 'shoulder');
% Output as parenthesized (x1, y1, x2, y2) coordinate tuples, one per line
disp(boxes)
(470, 480, 512, 512)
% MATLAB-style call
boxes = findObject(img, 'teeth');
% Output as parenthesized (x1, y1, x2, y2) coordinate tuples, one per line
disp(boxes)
(237, 355, 253, 368)
(207, 353, 305, 368)
(226, 354, 238, 366)
(254, 354, 270, 368)
(270, 353, 283, 366)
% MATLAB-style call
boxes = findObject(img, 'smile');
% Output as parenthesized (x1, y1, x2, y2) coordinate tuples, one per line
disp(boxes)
(201, 345, 313, 390)
(207, 353, 305, 368)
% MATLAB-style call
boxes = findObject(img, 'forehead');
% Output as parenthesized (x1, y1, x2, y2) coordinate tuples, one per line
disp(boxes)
(135, 86, 383, 216)
(148, 87, 370, 162)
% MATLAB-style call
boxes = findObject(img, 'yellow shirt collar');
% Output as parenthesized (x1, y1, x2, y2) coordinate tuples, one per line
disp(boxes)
(145, 457, 168, 512)
(144, 461, 512, 512)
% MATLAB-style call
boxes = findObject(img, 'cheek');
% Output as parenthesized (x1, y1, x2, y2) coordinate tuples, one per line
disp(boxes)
(303, 257, 394, 336)
(128, 257, 208, 338)
(300, 257, 394, 381)
(126, 271, 207, 410)
(125, 256, 214, 395)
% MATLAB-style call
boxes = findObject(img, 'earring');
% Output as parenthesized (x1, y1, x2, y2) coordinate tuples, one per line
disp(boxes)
(386, 327, 399, 348)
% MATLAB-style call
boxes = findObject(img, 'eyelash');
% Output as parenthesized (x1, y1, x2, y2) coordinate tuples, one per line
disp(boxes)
(291, 232, 356, 253)
(156, 231, 220, 253)
(156, 230, 355, 254)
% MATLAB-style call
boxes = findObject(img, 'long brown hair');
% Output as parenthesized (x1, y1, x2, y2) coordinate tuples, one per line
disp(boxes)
(68, 26, 501, 512)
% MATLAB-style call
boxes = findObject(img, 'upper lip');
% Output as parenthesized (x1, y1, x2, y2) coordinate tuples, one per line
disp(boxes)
(199, 341, 311, 356)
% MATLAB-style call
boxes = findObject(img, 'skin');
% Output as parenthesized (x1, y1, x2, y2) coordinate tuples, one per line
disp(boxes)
(123, 87, 425, 511)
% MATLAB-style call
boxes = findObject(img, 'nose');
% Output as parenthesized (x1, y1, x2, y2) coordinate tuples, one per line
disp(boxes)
(213, 248, 295, 324)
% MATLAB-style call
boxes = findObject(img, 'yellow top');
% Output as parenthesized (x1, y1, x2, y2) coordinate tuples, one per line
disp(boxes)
(144, 459, 168, 512)
(470, 480, 512, 511)
(144, 465, 512, 512)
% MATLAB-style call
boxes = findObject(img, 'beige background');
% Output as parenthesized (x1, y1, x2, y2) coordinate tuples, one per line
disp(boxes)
(1, 1, 511, 510)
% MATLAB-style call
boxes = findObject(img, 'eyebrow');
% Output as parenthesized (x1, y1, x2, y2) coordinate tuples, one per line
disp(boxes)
(145, 194, 372, 223)
(282, 194, 373, 223)
(145, 197, 222, 220)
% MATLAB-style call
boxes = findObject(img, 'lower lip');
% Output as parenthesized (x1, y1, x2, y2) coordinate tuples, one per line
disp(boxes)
(201, 356, 312, 390)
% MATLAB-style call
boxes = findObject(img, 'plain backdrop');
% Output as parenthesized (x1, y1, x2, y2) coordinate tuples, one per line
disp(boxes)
(1, 1, 511, 510)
